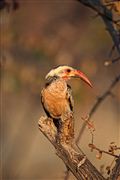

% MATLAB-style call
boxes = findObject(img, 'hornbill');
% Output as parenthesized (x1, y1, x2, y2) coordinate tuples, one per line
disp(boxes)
(41, 65, 92, 143)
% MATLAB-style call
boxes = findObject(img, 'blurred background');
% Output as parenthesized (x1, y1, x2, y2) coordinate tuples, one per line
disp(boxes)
(1, 1, 120, 179)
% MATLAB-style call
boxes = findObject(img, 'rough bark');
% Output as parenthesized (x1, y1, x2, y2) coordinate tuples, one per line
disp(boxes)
(110, 155, 120, 180)
(38, 116, 105, 180)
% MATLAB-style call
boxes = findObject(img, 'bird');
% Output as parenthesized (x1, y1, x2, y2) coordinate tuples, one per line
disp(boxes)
(41, 65, 92, 144)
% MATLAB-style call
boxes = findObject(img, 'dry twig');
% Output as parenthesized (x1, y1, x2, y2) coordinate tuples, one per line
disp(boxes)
(88, 143, 119, 159)
(104, 56, 120, 66)
(76, 74, 120, 144)
(88, 142, 120, 176)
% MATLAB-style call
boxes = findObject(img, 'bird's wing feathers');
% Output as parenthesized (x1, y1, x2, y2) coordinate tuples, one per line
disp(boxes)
(41, 89, 52, 118)
(66, 85, 74, 112)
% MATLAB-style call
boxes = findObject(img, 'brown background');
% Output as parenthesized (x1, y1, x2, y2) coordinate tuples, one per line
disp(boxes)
(1, 1, 120, 179)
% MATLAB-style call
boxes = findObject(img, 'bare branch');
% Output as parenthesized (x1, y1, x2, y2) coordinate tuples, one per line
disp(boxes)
(88, 143, 119, 158)
(104, 56, 120, 66)
(89, 75, 120, 118)
(109, 155, 120, 180)
(77, 0, 120, 54)
(38, 116, 105, 180)
(76, 115, 95, 145)
(76, 74, 120, 144)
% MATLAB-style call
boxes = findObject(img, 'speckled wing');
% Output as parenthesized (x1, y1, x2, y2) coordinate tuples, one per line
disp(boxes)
(66, 85, 74, 112)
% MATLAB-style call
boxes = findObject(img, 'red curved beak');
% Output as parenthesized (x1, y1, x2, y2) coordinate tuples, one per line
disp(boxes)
(73, 70, 93, 88)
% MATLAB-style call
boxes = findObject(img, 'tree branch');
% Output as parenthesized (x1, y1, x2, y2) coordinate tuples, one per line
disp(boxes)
(77, 0, 120, 54)
(76, 74, 120, 144)
(38, 116, 105, 180)
(110, 155, 120, 180)
(88, 143, 119, 159)
(104, 56, 120, 66)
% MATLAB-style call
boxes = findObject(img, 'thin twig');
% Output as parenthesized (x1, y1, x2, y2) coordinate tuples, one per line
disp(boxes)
(105, 158, 116, 175)
(77, 0, 119, 25)
(75, 115, 95, 145)
(88, 143, 119, 158)
(89, 75, 120, 119)
(108, 44, 116, 57)
(104, 56, 120, 66)
(76, 74, 120, 144)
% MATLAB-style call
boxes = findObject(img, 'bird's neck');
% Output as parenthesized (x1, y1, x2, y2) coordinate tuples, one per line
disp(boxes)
(45, 77, 68, 93)
(45, 75, 58, 87)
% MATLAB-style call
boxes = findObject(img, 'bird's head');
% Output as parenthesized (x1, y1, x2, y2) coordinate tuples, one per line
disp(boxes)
(45, 65, 92, 87)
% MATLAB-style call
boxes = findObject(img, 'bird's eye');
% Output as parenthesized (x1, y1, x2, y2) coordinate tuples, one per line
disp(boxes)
(66, 69, 71, 73)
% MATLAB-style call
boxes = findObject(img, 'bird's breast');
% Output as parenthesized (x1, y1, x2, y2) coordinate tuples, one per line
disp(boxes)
(46, 79, 67, 97)
(42, 80, 70, 118)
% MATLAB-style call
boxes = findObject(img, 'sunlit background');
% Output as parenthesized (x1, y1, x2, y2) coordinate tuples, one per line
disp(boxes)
(1, 1, 120, 179)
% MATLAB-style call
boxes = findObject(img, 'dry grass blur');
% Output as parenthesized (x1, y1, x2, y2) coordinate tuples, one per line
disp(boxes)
(1, 1, 120, 179)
